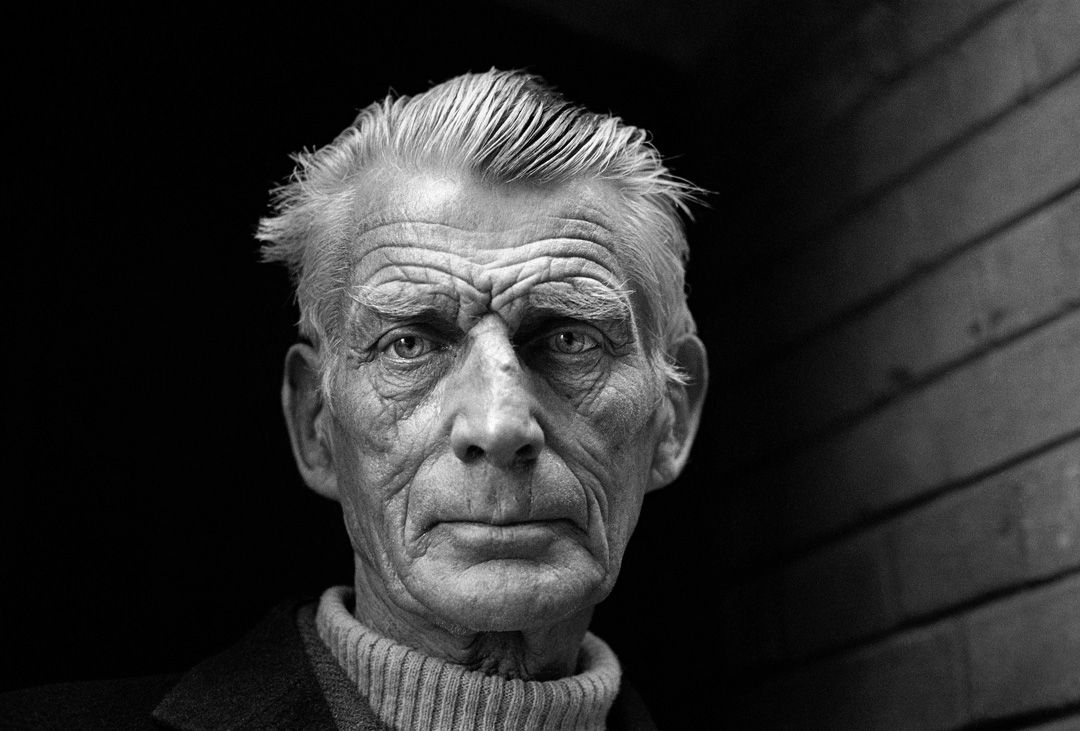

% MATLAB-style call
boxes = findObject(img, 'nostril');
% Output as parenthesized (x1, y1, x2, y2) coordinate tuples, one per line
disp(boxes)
(464, 445, 484, 461)
(515, 443, 539, 462)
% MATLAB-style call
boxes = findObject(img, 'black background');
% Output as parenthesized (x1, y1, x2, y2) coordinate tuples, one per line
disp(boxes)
(4, 4, 767, 727)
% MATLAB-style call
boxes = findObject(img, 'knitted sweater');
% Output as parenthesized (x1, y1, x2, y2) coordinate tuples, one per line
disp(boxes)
(316, 586, 622, 731)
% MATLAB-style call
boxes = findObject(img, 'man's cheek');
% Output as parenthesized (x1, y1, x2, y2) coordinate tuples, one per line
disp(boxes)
(348, 422, 439, 499)
(337, 370, 441, 451)
(576, 368, 660, 526)
(580, 364, 659, 446)
(332, 428, 431, 559)
(341, 350, 450, 418)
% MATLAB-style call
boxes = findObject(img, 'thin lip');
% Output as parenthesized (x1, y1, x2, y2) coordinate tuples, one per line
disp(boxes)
(437, 518, 569, 527)
(430, 519, 571, 554)
(423, 517, 581, 537)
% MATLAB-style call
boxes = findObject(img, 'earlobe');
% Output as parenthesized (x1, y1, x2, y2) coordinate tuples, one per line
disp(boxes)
(282, 343, 339, 501)
(649, 335, 709, 492)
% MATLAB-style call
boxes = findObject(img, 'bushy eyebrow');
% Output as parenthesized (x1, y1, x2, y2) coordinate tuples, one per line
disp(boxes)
(347, 284, 452, 321)
(523, 279, 634, 324)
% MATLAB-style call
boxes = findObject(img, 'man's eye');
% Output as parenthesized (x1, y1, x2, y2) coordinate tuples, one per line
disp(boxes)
(545, 330, 600, 355)
(384, 334, 438, 359)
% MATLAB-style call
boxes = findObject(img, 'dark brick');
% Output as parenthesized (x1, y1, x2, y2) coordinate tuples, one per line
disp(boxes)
(890, 473, 1025, 618)
(782, 530, 896, 657)
(1021, 440, 1080, 577)
(966, 574, 1080, 720)
(737, 622, 967, 729)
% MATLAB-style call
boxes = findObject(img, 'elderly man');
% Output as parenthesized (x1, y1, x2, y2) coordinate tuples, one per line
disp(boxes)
(0, 69, 706, 730)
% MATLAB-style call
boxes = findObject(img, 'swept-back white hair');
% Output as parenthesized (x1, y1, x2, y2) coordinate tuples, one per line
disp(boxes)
(258, 69, 700, 398)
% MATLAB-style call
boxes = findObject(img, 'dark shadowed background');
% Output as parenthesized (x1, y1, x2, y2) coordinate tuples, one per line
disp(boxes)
(4, 2, 1079, 729)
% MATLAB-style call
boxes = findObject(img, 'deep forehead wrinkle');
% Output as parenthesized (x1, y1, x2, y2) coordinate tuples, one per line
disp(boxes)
(354, 241, 624, 284)
(350, 214, 621, 261)
(485, 257, 631, 313)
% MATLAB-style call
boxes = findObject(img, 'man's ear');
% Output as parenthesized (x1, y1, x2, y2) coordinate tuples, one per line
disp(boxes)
(649, 334, 709, 492)
(282, 343, 339, 501)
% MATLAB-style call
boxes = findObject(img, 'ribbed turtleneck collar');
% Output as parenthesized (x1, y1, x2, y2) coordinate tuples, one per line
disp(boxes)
(316, 586, 622, 731)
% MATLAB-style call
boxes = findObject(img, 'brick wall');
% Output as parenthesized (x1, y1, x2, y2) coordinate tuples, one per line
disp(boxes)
(720, 1, 1080, 727)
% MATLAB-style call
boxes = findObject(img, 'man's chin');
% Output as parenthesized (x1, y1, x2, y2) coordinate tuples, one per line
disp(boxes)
(408, 557, 607, 632)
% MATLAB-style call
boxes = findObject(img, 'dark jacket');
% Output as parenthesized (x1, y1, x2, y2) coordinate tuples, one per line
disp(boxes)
(0, 599, 658, 730)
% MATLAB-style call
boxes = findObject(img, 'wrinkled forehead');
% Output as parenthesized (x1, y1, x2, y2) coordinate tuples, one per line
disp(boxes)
(322, 164, 672, 345)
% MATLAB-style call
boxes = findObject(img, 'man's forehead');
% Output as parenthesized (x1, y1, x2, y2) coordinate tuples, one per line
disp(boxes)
(345, 165, 629, 251)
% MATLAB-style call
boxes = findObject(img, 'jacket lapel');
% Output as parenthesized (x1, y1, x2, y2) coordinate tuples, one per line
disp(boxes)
(152, 599, 337, 730)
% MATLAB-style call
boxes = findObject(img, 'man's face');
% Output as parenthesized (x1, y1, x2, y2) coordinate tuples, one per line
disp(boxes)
(322, 166, 671, 632)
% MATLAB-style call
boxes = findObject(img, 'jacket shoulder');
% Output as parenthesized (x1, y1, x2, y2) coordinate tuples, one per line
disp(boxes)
(0, 673, 179, 730)
(151, 598, 340, 730)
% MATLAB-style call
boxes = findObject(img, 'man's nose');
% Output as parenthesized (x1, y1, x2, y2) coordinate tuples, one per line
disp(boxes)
(447, 321, 544, 468)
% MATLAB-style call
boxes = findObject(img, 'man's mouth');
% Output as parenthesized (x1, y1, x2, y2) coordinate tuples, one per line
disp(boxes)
(430, 519, 576, 557)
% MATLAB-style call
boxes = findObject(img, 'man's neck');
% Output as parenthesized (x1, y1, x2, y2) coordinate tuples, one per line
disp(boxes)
(351, 564, 593, 681)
